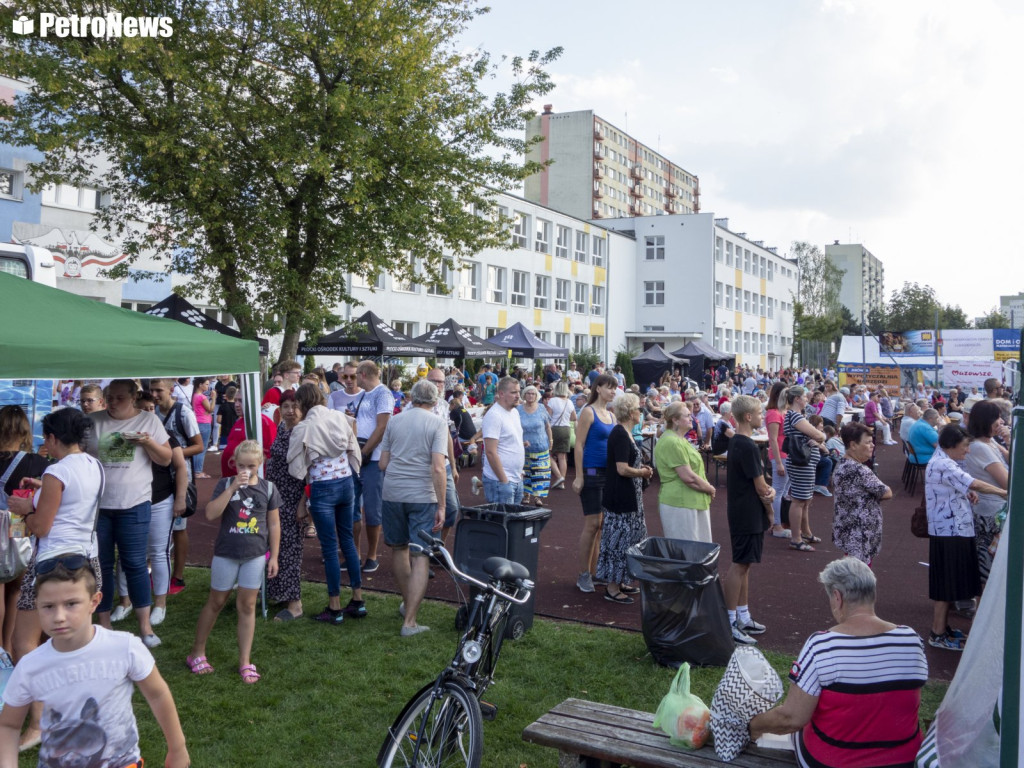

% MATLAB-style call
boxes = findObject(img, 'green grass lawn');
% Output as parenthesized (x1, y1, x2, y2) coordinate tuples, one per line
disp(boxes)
(19, 568, 948, 766)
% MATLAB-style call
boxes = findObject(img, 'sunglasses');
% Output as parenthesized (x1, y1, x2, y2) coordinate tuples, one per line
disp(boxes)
(36, 554, 90, 577)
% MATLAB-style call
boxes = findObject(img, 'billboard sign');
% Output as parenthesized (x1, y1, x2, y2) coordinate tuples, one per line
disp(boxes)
(993, 329, 1021, 362)
(941, 359, 1004, 391)
(838, 365, 901, 389)
(878, 330, 937, 356)
(939, 329, 995, 358)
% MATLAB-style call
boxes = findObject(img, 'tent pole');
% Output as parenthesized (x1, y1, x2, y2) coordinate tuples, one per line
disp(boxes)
(240, 371, 263, 472)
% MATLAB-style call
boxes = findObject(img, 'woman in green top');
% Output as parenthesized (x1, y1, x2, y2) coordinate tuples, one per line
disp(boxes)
(654, 401, 716, 543)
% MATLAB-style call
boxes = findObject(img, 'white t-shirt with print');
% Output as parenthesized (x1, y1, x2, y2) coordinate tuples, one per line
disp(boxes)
(3, 626, 155, 767)
(354, 384, 394, 462)
(35, 452, 103, 560)
(86, 411, 170, 509)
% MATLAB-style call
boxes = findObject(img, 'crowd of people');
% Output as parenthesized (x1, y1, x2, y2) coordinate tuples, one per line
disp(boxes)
(0, 358, 1014, 764)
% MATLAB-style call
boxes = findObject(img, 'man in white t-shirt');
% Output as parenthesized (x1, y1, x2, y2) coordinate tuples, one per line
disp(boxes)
(353, 360, 394, 572)
(327, 361, 363, 416)
(482, 377, 525, 505)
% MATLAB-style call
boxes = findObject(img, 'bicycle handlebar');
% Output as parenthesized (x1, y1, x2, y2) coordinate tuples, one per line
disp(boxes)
(414, 530, 533, 606)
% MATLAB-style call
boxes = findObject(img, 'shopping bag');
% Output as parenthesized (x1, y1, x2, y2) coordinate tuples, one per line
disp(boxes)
(652, 662, 710, 749)
(710, 646, 784, 760)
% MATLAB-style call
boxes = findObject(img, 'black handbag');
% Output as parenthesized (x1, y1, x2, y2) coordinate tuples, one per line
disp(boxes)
(782, 433, 813, 466)
(181, 481, 198, 518)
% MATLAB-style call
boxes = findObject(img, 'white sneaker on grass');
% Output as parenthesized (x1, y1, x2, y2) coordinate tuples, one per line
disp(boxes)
(110, 604, 133, 622)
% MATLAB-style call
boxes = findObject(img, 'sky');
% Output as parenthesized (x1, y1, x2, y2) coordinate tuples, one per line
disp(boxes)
(461, 0, 1024, 320)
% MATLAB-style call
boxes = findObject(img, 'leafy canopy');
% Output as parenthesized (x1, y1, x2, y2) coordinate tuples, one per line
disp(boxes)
(0, 0, 561, 360)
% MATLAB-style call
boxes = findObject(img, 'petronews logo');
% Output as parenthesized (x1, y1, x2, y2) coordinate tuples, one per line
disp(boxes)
(12, 12, 173, 38)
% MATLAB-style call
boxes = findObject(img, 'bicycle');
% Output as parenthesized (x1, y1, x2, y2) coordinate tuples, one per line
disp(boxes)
(377, 530, 534, 768)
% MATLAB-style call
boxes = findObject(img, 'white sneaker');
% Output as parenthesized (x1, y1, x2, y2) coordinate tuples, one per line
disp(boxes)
(150, 606, 166, 626)
(731, 622, 757, 645)
(399, 601, 406, 617)
(471, 477, 482, 496)
(110, 604, 133, 622)
(142, 633, 162, 649)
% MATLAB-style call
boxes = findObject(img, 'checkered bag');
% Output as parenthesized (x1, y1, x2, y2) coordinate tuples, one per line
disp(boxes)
(710, 646, 784, 761)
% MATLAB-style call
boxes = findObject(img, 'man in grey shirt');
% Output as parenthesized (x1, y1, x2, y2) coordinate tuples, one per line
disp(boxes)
(379, 379, 448, 636)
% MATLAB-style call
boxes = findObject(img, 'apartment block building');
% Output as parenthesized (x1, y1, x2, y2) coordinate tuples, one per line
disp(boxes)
(524, 107, 699, 222)
(601, 214, 799, 370)
(825, 241, 885, 320)
(999, 293, 1024, 329)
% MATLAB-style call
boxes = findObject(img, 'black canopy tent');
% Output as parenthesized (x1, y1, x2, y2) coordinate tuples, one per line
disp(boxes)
(298, 311, 437, 357)
(146, 294, 270, 356)
(669, 340, 734, 379)
(413, 318, 506, 359)
(631, 345, 688, 391)
(484, 322, 569, 358)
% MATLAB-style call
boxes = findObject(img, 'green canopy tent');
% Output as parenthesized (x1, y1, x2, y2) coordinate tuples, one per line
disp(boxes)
(0, 272, 262, 444)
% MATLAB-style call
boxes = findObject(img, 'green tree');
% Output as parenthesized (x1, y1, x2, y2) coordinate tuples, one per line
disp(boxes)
(790, 242, 845, 358)
(884, 282, 969, 332)
(839, 305, 861, 336)
(976, 307, 1011, 329)
(0, 1, 560, 361)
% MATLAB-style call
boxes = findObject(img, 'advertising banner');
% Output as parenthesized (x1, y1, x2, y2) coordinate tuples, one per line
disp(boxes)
(939, 329, 994, 358)
(993, 329, 1021, 362)
(838, 365, 902, 389)
(941, 359, 1003, 391)
(878, 330, 937, 356)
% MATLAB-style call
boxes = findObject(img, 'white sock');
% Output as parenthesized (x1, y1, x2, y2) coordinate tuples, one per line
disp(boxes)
(728, 609, 737, 625)
(738, 605, 752, 624)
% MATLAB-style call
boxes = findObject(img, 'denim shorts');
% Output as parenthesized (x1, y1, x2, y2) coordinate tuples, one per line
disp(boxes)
(382, 500, 437, 550)
(579, 467, 606, 516)
(354, 460, 383, 526)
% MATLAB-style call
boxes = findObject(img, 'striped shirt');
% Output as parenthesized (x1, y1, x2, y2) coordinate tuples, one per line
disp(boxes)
(790, 626, 928, 768)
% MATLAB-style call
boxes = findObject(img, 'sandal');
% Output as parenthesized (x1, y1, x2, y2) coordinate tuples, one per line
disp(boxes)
(604, 589, 634, 604)
(789, 541, 815, 552)
(802, 534, 822, 544)
(186, 655, 214, 675)
(305, 524, 317, 539)
(619, 584, 640, 595)
(239, 664, 260, 684)
(273, 608, 302, 622)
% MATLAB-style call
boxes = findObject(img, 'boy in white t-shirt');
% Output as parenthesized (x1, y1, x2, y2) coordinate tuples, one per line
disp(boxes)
(0, 558, 189, 767)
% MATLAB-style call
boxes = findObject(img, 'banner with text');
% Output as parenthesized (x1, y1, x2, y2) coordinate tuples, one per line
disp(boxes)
(838, 365, 902, 389)
(941, 359, 1004, 390)
(939, 329, 995, 357)
(993, 329, 1021, 362)
(878, 330, 937, 356)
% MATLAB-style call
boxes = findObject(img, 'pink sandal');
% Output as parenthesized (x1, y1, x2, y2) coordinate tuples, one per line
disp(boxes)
(186, 655, 214, 675)
(239, 664, 260, 684)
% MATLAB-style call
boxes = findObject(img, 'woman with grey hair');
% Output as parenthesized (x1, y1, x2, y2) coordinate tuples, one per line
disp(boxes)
(547, 380, 575, 490)
(597, 393, 653, 603)
(750, 558, 928, 767)
(517, 384, 553, 506)
(409, 377, 439, 406)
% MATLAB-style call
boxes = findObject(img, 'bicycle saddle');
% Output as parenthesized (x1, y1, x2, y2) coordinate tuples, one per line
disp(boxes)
(482, 556, 530, 582)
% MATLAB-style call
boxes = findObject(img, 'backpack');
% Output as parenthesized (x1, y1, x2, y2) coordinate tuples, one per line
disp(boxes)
(160, 402, 190, 446)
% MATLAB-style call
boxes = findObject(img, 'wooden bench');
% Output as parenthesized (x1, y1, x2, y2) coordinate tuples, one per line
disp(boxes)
(523, 698, 797, 768)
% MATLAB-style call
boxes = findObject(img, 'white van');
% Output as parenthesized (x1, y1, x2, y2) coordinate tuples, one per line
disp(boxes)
(0, 242, 57, 287)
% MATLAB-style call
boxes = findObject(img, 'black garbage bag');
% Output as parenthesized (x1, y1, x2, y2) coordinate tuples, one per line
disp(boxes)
(627, 537, 733, 668)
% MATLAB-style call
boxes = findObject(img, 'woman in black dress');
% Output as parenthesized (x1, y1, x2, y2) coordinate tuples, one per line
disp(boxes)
(265, 390, 307, 620)
(597, 393, 653, 604)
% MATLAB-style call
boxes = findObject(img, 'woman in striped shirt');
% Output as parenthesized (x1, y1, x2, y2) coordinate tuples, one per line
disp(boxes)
(750, 558, 928, 767)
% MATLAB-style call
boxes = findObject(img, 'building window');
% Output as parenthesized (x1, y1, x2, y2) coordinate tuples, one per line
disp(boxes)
(555, 332, 568, 350)
(534, 275, 551, 309)
(725, 329, 733, 352)
(394, 253, 419, 293)
(574, 282, 589, 313)
(645, 235, 665, 260)
(535, 330, 549, 342)
(714, 327, 722, 349)
(744, 331, 751, 354)
(535, 218, 551, 254)
(768, 261, 774, 282)
(715, 282, 723, 307)
(555, 278, 570, 312)
(743, 290, 751, 314)
(725, 284, 733, 310)
(41, 182, 105, 210)
(486, 265, 505, 303)
(392, 321, 417, 337)
(760, 294, 767, 317)
(426, 263, 452, 295)
(555, 225, 571, 259)
(591, 336, 603, 353)
(457, 261, 479, 301)
(352, 271, 385, 290)
(759, 256, 766, 279)
(760, 333, 766, 355)
(768, 297, 774, 319)
(644, 280, 664, 306)
(743, 250, 751, 273)
(511, 270, 528, 306)
(715, 236, 723, 262)
(591, 286, 604, 316)
(512, 212, 529, 248)
(574, 231, 588, 263)
(574, 334, 588, 353)
(725, 242, 733, 266)
(485, 327, 501, 340)
(0, 170, 22, 200)
(592, 236, 606, 267)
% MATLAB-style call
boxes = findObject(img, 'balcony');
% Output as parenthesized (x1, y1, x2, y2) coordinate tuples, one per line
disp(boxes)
(593, 185, 603, 199)
(632, 184, 643, 197)
(664, 186, 676, 199)
(594, 126, 604, 141)
(630, 164, 644, 179)
(593, 143, 603, 158)
(594, 164, 604, 179)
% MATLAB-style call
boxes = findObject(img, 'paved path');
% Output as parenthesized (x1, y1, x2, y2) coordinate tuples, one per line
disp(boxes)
(188, 441, 963, 681)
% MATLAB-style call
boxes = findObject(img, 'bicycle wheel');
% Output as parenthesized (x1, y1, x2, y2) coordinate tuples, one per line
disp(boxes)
(378, 679, 484, 768)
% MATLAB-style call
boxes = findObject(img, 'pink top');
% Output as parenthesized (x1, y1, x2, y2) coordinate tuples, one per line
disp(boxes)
(765, 408, 786, 462)
(192, 391, 214, 424)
